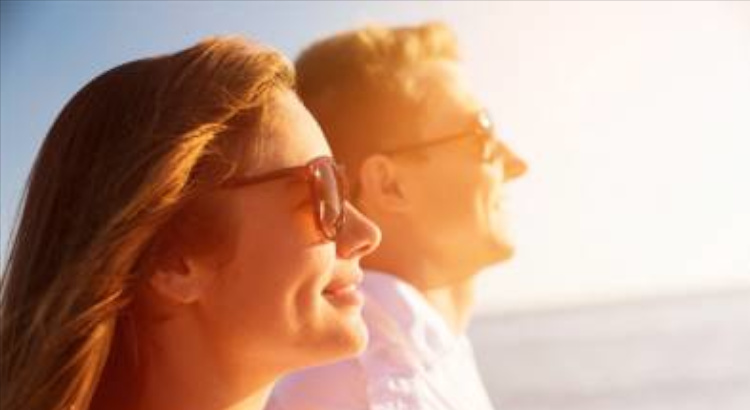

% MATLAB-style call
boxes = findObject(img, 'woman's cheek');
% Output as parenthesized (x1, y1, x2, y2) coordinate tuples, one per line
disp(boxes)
(293, 245, 337, 310)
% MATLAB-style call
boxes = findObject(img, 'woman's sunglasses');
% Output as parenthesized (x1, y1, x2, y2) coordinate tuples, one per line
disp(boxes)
(222, 156, 347, 240)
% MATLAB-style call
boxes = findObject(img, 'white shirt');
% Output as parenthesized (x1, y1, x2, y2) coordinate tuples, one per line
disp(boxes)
(267, 270, 496, 410)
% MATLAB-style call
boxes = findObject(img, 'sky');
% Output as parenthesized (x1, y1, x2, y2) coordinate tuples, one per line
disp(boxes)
(2, 1, 749, 314)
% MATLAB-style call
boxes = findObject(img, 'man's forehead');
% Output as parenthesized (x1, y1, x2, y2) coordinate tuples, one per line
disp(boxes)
(403, 60, 474, 99)
(400, 61, 484, 137)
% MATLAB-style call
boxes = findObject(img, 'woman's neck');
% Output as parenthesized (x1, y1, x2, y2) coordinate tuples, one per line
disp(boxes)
(94, 317, 279, 410)
(136, 363, 275, 410)
(137, 380, 274, 410)
(139, 324, 278, 410)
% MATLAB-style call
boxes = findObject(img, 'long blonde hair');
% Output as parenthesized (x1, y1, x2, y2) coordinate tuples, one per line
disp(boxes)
(0, 37, 293, 410)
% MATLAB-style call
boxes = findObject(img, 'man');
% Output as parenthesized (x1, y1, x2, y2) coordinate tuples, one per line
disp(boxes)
(269, 22, 527, 410)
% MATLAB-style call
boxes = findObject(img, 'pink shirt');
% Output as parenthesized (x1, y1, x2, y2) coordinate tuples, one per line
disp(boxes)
(268, 271, 496, 410)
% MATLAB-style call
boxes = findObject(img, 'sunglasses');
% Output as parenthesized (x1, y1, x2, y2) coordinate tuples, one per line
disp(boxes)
(380, 110, 507, 164)
(222, 156, 347, 240)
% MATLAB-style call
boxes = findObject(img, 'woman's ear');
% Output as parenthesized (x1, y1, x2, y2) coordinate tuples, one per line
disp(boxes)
(145, 233, 209, 305)
(358, 155, 410, 213)
(142, 195, 235, 305)
(148, 259, 206, 305)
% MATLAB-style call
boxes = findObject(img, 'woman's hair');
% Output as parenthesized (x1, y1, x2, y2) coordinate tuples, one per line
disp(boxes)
(0, 36, 293, 410)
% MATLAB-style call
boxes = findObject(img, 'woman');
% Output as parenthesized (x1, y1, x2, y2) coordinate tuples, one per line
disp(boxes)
(0, 37, 380, 410)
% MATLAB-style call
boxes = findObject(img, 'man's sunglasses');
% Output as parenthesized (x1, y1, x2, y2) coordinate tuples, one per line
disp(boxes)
(222, 156, 347, 240)
(379, 110, 507, 164)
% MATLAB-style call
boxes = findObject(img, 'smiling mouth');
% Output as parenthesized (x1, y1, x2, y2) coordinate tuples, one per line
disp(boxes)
(323, 283, 357, 297)
(323, 271, 364, 307)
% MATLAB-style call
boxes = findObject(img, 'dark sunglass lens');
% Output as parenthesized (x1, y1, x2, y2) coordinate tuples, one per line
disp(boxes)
(313, 161, 345, 238)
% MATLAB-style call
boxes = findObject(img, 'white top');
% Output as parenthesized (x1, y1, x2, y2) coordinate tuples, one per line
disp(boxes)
(267, 270, 496, 410)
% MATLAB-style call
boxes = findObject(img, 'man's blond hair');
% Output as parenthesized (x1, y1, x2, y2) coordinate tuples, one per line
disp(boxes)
(295, 22, 459, 188)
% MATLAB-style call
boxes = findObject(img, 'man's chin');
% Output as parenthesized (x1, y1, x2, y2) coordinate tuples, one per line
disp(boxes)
(483, 238, 515, 265)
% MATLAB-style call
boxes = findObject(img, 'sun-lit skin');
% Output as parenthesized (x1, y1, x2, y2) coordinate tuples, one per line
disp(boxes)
(359, 60, 526, 333)
(403, 61, 526, 268)
(125, 90, 381, 410)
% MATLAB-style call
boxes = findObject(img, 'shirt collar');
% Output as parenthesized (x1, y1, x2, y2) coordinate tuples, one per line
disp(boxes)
(361, 269, 461, 366)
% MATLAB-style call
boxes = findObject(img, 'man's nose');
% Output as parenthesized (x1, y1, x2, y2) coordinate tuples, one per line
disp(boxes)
(499, 142, 528, 180)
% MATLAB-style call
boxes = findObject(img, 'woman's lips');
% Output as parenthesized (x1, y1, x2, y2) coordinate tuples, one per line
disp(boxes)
(323, 271, 364, 308)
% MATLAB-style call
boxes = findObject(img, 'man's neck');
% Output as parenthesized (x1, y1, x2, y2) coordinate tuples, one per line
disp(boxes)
(361, 223, 483, 335)
(365, 253, 479, 335)
(421, 276, 476, 335)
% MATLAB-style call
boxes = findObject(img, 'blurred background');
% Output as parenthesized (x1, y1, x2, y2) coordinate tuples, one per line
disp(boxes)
(2, 1, 749, 408)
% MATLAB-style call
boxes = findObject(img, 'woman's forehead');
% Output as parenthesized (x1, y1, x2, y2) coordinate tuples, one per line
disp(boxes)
(239, 90, 332, 177)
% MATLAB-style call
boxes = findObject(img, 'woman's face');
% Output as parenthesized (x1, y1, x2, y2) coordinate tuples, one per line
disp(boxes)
(180, 90, 381, 373)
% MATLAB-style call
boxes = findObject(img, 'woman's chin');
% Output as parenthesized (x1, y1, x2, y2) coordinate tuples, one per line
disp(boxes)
(330, 313, 369, 358)
(303, 313, 369, 365)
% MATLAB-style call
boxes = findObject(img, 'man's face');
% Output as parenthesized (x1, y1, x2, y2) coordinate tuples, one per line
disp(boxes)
(394, 61, 526, 278)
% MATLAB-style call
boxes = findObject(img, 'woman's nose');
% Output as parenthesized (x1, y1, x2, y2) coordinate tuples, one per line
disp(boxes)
(335, 202, 382, 260)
